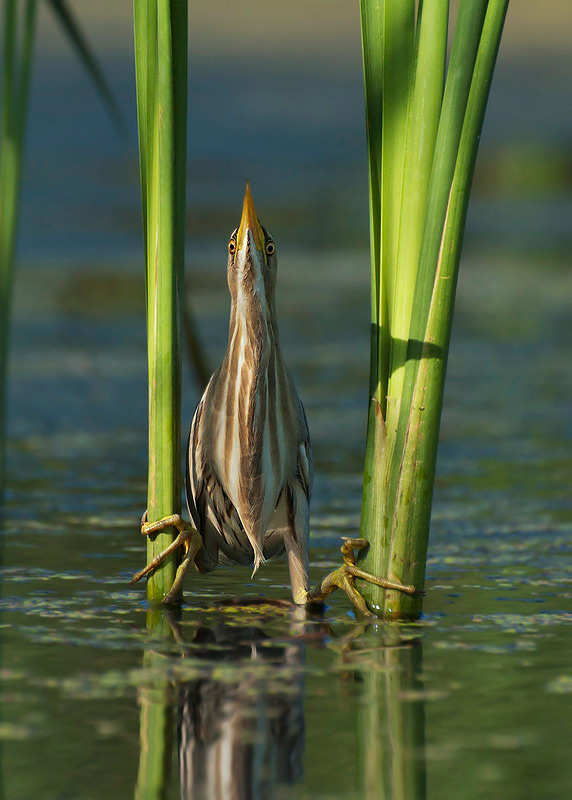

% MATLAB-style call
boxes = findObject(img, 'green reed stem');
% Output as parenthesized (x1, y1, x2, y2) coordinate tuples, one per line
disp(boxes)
(360, 0, 388, 557)
(360, 0, 509, 617)
(360, 0, 383, 402)
(359, 0, 416, 594)
(134, 0, 187, 602)
(0, 0, 37, 491)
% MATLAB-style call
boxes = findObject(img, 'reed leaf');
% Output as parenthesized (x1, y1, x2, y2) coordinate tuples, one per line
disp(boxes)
(47, 0, 126, 136)
(360, 0, 384, 402)
(386, 0, 448, 422)
(380, 1, 415, 346)
(399, 0, 489, 357)
(359, 0, 388, 572)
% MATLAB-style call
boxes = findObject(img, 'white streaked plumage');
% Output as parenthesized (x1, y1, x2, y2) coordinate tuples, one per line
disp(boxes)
(185, 183, 313, 604)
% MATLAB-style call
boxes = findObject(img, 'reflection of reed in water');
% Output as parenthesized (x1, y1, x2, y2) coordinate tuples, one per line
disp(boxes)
(178, 620, 305, 800)
(358, 637, 427, 800)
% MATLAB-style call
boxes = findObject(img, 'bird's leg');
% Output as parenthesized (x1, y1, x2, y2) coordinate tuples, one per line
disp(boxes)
(130, 512, 202, 604)
(304, 538, 418, 617)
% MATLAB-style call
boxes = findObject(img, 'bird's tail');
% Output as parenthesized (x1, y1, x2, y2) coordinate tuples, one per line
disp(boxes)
(249, 538, 267, 577)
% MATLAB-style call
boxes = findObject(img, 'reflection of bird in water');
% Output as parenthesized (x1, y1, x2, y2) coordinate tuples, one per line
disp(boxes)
(178, 618, 305, 800)
(132, 184, 417, 613)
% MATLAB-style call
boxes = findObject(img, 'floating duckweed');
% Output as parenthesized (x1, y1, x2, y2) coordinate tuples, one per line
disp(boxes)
(546, 675, 572, 694)
(0, 722, 34, 740)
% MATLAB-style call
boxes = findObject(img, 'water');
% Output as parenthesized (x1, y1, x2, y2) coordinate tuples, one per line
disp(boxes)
(2, 250, 571, 799)
(2, 2, 572, 797)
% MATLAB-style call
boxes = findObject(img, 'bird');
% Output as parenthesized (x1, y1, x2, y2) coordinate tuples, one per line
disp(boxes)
(131, 183, 417, 614)
(177, 619, 305, 799)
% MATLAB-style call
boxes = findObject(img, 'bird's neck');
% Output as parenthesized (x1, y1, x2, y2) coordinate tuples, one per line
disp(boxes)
(227, 294, 280, 371)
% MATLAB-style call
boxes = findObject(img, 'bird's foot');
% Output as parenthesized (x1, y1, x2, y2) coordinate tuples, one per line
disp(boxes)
(130, 512, 202, 604)
(304, 538, 418, 618)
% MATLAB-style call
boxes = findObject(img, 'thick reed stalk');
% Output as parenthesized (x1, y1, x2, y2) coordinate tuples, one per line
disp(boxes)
(360, 0, 509, 617)
(378, 0, 489, 614)
(134, 0, 187, 602)
(383, 0, 510, 618)
(360, 0, 448, 606)
(0, 0, 37, 491)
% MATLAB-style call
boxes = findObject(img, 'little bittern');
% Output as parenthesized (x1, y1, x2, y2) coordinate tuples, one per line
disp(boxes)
(131, 183, 417, 614)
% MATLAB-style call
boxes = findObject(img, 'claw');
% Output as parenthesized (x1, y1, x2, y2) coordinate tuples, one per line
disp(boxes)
(131, 513, 202, 603)
(304, 538, 419, 616)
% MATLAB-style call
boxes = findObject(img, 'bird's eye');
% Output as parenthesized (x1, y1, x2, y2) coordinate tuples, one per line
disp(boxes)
(265, 241, 275, 256)
(228, 239, 236, 254)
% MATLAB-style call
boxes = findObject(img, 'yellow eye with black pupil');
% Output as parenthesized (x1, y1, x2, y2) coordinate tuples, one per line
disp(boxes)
(265, 242, 275, 256)
(228, 240, 236, 254)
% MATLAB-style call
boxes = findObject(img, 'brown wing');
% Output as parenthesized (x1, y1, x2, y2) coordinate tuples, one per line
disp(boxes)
(295, 397, 313, 501)
(186, 393, 256, 568)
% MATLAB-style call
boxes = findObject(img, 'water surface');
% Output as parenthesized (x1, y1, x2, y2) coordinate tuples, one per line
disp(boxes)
(2, 252, 571, 799)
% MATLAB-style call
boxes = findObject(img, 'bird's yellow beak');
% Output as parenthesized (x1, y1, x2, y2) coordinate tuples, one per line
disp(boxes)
(237, 182, 264, 253)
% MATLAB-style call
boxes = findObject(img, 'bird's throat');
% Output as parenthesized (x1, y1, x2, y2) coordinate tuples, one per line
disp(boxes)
(228, 283, 278, 371)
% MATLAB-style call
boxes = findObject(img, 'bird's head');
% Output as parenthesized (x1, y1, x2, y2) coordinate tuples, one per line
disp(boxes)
(227, 183, 277, 315)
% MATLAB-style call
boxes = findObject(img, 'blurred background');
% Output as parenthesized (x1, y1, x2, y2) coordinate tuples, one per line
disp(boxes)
(10, 0, 572, 442)
(2, 4, 572, 799)
(8, 0, 571, 439)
